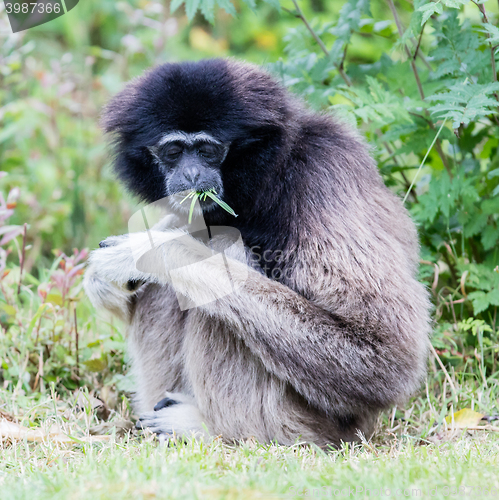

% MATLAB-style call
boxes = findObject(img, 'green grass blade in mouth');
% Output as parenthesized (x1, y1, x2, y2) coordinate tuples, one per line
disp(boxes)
(203, 190, 237, 217)
(179, 188, 237, 224)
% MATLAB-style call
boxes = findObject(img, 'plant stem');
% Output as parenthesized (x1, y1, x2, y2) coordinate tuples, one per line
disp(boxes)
(472, 1, 499, 104)
(387, 0, 425, 99)
(403, 116, 448, 203)
(287, 0, 352, 86)
(17, 223, 27, 295)
(387, 0, 453, 179)
(74, 304, 79, 382)
(430, 343, 458, 404)
(412, 22, 426, 62)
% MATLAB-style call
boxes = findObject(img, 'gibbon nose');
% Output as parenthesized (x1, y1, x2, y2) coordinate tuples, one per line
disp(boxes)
(183, 166, 200, 184)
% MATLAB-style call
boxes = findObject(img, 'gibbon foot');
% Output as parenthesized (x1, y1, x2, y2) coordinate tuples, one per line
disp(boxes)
(99, 235, 128, 248)
(136, 392, 206, 439)
(153, 397, 179, 411)
(126, 279, 146, 292)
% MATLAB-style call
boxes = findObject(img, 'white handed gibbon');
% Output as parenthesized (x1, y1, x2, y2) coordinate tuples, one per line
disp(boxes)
(84, 59, 430, 447)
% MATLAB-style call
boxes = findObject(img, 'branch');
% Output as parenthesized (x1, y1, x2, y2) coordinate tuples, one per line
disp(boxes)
(472, 1, 499, 104)
(287, 0, 352, 87)
(387, 0, 425, 100)
(339, 44, 348, 75)
(412, 22, 426, 62)
(387, 0, 452, 178)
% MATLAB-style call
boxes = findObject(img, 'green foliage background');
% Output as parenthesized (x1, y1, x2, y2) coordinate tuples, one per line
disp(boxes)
(0, 0, 498, 409)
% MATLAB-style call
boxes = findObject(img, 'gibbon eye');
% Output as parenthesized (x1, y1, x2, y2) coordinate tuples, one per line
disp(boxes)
(163, 144, 183, 159)
(198, 144, 218, 158)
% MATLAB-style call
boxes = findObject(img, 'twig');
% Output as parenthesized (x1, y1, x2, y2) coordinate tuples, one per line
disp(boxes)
(410, 38, 432, 71)
(429, 343, 458, 404)
(442, 250, 458, 285)
(339, 44, 349, 76)
(290, 0, 329, 56)
(33, 348, 43, 392)
(17, 223, 27, 295)
(412, 22, 426, 62)
(420, 259, 439, 296)
(464, 425, 499, 432)
(387, 0, 452, 178)
(74, 304, 79, 382)
(286, 0, 352, 86)
(472, 1, 499, 105)
(387, 0, 426, 99)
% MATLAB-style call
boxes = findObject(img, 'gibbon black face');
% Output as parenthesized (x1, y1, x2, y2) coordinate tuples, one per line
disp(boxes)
(147, 131, 229, 211)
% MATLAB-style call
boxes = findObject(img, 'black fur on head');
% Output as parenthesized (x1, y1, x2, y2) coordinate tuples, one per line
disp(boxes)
(102, 59, 297, 225)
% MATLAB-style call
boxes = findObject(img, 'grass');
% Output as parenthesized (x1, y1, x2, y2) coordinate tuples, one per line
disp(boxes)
(1, 379, 499, 500)
(2, 435, 499, 500)
(180, 189, 238, 224)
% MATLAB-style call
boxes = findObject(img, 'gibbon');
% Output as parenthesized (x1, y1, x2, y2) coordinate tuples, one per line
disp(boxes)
(84, 59, 430, 447)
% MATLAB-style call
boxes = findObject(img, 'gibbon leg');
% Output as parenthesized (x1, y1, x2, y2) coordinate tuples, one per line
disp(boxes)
(127, 283, 192, 416)
(178, 312, 331, 445)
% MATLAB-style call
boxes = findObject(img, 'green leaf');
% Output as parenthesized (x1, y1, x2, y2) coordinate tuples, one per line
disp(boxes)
(489, 288, 499, 307)
(467, 291, 490, 314)
(188, 194, 198, 224)
(180, 189, 237, 224)
(170, 0, 184, 14)
(83, 358, 108, 373)
(260, 0, 280, 10)
(417, 1, 443, 25)
(170, 0, 237, 21)
(427, 82, 499, 129)
(185, 0, 201, 20)
(480, 23, 499, 45)
(0, 303, 17, 317)
(216, 0, 237, 16)
(199, 0, 215, 23)
(429, 11, 487, 79)
(481, 198, 499, 215)
(240, 0, 256, 9)
(336, 76, 414, 128)
(204, 191, 237, 217)
(481, 225, 499, 250)
(442, 0, 469, 8)
(25, 304, 49, 338)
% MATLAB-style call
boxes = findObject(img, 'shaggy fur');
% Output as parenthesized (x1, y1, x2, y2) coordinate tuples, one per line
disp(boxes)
(84, 59, 431, 447)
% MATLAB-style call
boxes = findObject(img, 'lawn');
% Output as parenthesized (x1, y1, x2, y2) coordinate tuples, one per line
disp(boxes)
(1, 385, 499, 500)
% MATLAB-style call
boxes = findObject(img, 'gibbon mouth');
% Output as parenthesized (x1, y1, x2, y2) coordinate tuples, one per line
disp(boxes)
(168, 190, 219, 215)
(196, 196, 218, 211)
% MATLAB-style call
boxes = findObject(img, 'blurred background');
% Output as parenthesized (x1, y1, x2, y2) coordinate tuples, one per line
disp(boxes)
(0, 0, 498, 426)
